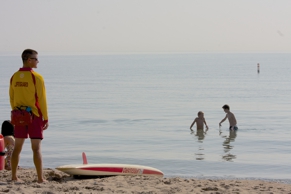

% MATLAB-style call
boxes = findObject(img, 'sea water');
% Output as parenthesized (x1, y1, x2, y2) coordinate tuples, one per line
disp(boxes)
(0, 53, 290, 181)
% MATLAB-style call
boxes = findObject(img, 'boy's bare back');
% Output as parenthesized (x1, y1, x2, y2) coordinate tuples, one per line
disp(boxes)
(194, 117, 206, 129)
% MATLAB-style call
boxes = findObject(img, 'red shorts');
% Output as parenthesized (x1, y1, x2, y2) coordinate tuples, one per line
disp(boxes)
(14, 115, 44, 139)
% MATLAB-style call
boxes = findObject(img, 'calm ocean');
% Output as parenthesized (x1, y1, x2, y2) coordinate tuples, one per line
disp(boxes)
(1, 53, 291, 181)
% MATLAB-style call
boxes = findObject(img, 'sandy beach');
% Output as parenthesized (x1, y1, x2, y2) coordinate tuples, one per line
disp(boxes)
(0, 168, 290, 194)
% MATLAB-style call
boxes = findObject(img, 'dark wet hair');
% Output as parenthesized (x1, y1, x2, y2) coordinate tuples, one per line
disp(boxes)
(1, 120, 14, 137)
(222, 104, 230, 110)
(21, 49, 38, 62)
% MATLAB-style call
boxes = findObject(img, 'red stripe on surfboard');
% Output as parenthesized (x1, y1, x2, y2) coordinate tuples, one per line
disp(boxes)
(80, 167, 163, 175)
(80, 167, 123, 173)
(143, 169, 163, 175)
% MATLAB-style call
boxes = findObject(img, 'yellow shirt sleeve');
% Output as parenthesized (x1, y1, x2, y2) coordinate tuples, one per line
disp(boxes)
(33, 71, 49, 120)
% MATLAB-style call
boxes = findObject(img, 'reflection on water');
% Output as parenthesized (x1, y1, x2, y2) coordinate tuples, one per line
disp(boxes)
(192, 129, 207, 142)
(220, 129, 237, 162)
(191, 129, 208, 160)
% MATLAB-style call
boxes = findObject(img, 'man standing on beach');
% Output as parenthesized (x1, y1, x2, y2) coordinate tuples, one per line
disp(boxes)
(9, 49, 49, 183)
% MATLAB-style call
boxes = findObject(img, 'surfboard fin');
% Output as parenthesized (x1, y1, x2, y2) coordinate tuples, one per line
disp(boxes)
(82, 152, 88, 164)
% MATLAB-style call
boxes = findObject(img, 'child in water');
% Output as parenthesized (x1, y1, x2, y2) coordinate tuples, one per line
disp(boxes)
(1, 120, 15, 170)
(219, 104, 238, 130)
(190, 111, 209, 132)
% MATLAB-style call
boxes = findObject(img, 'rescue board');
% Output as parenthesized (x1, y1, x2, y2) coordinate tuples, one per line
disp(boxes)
(56, 152, 163, 177)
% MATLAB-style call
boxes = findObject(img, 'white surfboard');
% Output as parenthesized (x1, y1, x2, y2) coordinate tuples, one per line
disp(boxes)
(56, 152, 164, 177)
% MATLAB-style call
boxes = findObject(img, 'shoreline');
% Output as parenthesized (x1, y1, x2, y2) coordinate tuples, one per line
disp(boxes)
(1, 168, 291, 193)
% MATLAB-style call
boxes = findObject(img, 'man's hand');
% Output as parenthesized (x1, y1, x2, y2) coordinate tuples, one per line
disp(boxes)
(43, 120, 49, 130)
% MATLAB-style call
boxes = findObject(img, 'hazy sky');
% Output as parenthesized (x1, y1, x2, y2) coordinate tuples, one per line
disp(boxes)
(1, 0, 290, 54)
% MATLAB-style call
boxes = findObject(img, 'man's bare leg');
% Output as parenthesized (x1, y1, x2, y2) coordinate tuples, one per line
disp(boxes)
(31, 139, 46, 183)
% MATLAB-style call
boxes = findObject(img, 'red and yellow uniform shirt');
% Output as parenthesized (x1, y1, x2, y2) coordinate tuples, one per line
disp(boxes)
(9, 68, 48, 121)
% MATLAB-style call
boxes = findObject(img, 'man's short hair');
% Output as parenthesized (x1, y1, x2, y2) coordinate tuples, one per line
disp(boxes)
(21, 49, 38, 62)
(222, 104, 230, 110)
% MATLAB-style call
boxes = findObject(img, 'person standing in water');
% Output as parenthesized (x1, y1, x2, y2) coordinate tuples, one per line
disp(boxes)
(219, 104, 238, 130)
(190, 111, 209, 131)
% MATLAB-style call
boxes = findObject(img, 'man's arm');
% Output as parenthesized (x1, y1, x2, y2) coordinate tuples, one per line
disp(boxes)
(34, 73, 49, 130)
(35, 74, 48, 121)
(9, 76, 14, 109)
